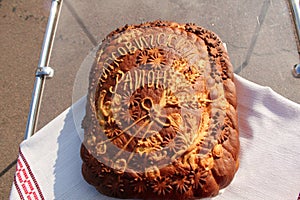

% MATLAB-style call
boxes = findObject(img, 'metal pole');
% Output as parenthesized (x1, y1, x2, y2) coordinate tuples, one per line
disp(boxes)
(289, 0, 300, 43)
(288, 0, 300, 78)
(24, 0, 63, 140)
(290, 0, 300, 42)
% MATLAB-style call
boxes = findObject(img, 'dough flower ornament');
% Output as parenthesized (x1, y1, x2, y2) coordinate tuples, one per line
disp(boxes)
(163, 136, 182, 154)
(131, 176, 147, 193)
(189, 168, 209, 189)
(137, 50, 149, 65)
(118, 107, 132, 124)
(173, 175, 190, 194)
(151, 177, 172, 196)
(147, 51, 166, 70)
(120, 90, 133, 107)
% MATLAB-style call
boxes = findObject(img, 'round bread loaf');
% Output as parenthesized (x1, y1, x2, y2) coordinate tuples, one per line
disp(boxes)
(81, 20, 239, 199)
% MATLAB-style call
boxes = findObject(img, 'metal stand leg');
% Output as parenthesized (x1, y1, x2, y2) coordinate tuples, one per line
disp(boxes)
(289, 0, 300, 42)
(289, 0, 300, 78)
(24, 0, 63, 140)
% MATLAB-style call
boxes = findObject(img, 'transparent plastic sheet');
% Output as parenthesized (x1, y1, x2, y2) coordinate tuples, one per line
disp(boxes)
(35, 0, 300, 199)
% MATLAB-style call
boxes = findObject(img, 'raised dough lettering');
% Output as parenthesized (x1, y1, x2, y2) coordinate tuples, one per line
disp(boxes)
(111, 51, 123, 62)
(134, 70, 143, 91)
(123, 71, 133, 91)
(141, 69, 146, 88)
(104, 60, 115, 70)
(157, 33, 166, 46)
(98, 29, 205, 103)
(102, 66, 111, 79)
(155, 70, 165, 89)
(149, 34, 155, 48)
(125, 41, 137, 54)
(109, 71, 124, 94)
(134, 36, 149, 50)
(118, 47, 127, 56)
(147, 70, 155, 88)
(167, 35, 177, 49)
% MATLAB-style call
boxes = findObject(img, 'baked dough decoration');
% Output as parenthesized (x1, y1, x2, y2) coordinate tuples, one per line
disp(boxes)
(81, 21, 239, 199)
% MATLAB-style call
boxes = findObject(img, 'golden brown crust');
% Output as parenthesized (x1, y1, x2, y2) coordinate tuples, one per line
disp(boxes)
(81, 20, 239, 199)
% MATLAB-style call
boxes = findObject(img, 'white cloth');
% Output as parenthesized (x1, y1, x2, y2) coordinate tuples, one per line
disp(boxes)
(10, 75, 300, 200)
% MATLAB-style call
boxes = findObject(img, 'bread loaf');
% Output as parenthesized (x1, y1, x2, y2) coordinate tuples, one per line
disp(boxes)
(81, 20, 239, 199)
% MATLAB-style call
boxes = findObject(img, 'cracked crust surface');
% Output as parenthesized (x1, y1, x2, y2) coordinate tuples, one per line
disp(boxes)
(81, 20, 239, 199)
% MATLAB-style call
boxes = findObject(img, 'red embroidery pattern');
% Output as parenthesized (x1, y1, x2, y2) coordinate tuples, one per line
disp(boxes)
(14, 149, 45, 200)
